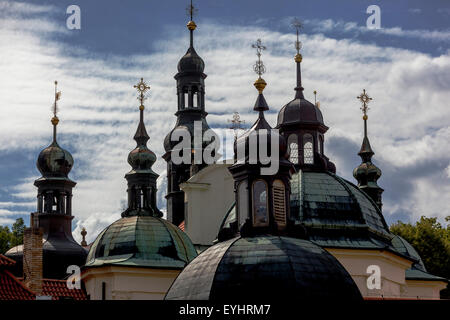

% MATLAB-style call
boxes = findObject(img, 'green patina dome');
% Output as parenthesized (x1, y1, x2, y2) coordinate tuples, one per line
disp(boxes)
(219, 170, 396, 250)
(85, 216, 197, 269)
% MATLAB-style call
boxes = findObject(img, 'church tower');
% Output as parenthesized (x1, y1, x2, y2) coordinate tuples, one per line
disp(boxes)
(6, 81, 87, 279)
(353, 89, 384, 210)
(276, 20, 335, 173)
(163, 1, 215, 226)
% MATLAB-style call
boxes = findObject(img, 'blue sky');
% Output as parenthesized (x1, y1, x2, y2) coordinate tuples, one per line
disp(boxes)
(0, 0, 449, 243)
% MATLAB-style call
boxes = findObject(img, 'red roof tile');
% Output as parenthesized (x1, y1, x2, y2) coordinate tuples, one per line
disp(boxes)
(0, 270, 35, 300)
(0, 254, 16, 267)
(42, 279, 87, 300)
(178, 220, 185, 231)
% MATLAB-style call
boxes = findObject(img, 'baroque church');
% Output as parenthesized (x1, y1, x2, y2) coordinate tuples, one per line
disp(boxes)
(1, 5, 447, 300)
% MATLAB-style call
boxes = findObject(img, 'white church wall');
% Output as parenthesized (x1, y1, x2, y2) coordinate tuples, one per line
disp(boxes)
(83, 266, 180, 300)
(180, 163, 234, 248)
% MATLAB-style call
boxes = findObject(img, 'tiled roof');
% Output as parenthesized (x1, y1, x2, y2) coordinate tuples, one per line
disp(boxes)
(0, 254, 16, 267)
(42, 279, 87, 300)
(0, 254, 35, 300)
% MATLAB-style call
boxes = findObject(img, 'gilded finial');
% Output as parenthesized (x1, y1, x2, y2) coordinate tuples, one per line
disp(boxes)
(134, 78, 150, 110)
(252, 38, 267, 93)
(186, 0, 197, 30)
(292, 18, 303, 63)
(357, 89, 372, 120)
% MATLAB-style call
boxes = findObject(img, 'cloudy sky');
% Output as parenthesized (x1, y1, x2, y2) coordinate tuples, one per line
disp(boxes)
(0, 0, 449, 243)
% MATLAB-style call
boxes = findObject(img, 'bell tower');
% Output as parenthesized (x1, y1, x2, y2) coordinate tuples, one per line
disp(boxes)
(163, 1, 216, 226)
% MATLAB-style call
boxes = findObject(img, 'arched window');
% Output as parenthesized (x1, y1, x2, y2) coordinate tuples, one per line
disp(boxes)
(287, 134, 298, 164)
(192, 86, 198, 108)
(238, 181, 248, 228)
(182, 87, 188, 109)
(273, 180, 286, 227)
(252, 180, 269, 226)
(303, 134, 314, 164)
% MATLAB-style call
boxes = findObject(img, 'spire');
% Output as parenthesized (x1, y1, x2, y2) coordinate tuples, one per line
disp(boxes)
(133, 78, 150, 146)
(356, 89, 375, 162)
(353, 89, 383, 210)
(124, 78, 160, 218)
(292, 18, 304, 99)
(252, 38, 269, 114)
(51, 81, 61, 143)
(186, 0, 197, 48)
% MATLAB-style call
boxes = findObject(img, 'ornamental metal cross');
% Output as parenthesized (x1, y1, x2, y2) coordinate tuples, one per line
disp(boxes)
(228, 112, 245, 139)
(52, 80, 61, 117)
(134, 78, 150, 106)
(291, 18, 303, 54)
(357, 89, 372, 116)
(252, 39, 266, 77)
(186, 0, 197, 20)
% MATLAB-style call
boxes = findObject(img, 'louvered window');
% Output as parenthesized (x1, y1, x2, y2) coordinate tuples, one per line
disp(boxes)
(273, 180, 286, 226)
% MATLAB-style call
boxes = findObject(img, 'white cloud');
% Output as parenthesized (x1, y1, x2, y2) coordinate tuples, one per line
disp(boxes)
(1, 1, 449, 242)
(305, 18, 450, 42)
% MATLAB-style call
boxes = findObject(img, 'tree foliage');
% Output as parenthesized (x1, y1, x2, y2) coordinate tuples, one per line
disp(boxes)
(0, 218, 25, 254)
(390, 216, 450, 298)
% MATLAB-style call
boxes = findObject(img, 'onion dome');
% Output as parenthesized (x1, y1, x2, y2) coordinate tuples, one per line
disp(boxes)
(36, 115, 74, 178)
(37, 141, 74, 178)
(85, 216, 197, 268)
(165, 235, 362, 300)
(178, 46, 205, 74)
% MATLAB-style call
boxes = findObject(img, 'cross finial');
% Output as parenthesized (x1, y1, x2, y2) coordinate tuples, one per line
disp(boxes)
(228, 112, 245, 139)
(186, 0, 197, 21)
(252, 39, 266, 78)
(357, 89, 372, 119)
(291, 18, 303, 54)
(134, 78, 150, 109)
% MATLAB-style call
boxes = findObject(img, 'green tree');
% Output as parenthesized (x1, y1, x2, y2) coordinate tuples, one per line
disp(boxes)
(0, 225, 12, 254)
(390, 216, 450, 299)
(10, 217, 25, 247)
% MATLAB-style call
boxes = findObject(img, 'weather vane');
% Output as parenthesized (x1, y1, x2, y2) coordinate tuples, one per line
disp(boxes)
(252, 39, 266, 78)
(291, 18, 303, 54)
(357, 89, 372, 119)
(186, 0, 197, 20)
(134, 78, 150, 109)
(51, 80, 61, 129)
(52, 81, 61, 118)
(228, 112, 245, 139)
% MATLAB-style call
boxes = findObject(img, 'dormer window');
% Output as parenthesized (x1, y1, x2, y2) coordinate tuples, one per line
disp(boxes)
(287, 134, 298, 164)
(237, 180, 248, 228)
(252, 180, 269, 227)
(303, 134, 314, 164)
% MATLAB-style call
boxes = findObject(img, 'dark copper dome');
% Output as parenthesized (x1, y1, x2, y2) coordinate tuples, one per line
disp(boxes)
(277, 97, 324, 127)
(36, 141, 74, 177)
(177, 47, 205, 74)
